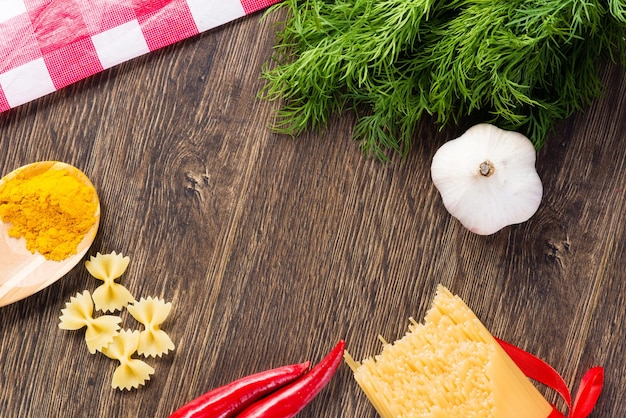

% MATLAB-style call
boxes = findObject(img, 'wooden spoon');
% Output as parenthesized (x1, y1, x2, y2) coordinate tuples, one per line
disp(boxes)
(0, 161, 100, 307)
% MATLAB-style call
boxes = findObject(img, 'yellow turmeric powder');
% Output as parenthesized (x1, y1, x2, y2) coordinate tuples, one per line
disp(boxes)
(0, 162, 99, 261)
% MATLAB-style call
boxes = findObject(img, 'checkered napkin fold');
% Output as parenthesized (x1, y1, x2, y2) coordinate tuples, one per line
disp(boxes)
(0, 0, 281, 113)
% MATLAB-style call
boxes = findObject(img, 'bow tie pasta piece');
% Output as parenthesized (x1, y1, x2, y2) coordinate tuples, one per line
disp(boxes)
(85, 251, 129, 279)
(85, 252, 135, 312)
(127, 297, 175, 357)
(101, 329, 155, 391)
(59, 290, 122, 354)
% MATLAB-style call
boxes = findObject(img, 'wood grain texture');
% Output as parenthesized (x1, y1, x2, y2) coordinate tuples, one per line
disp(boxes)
(1, 10, 625, 418)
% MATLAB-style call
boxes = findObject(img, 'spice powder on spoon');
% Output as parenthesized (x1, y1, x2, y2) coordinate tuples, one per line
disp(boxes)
(0, 163, 98, 262)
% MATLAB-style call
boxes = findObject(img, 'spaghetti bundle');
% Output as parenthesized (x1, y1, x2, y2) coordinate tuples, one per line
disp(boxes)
(345, 285, 553, 417)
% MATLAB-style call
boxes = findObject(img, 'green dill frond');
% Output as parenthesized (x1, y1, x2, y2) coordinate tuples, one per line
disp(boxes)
(260, 0, 626, 161)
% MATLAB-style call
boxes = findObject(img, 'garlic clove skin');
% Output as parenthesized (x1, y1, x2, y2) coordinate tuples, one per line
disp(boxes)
(431, 123, 543, 235)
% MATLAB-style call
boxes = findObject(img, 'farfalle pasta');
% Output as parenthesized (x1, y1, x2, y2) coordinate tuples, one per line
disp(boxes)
(85, 251, 135, 312)
(59, 290, 122, 354)
(127, 297, 175, 357)
(59, 250, 175, 391)
(101, 330, 155, 391)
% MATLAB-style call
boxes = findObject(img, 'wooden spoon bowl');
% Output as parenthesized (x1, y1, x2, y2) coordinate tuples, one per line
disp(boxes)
(0, 161, 100, 307)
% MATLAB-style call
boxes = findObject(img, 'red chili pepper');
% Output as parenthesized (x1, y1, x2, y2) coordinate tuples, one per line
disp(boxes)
(168, 361, 311, 418)
(496, 337, 604, 418)
(236, 340, 345, 418)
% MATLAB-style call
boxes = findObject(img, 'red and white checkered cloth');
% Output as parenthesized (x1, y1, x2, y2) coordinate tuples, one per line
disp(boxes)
(0, 0, 281, 113)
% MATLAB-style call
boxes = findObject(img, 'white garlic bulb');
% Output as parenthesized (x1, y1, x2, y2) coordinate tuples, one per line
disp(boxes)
(430, 123, 543, 235)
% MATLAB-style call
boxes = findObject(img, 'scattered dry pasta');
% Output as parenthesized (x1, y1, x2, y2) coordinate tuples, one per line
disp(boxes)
(59, 251, 175, 391)
(58, 290, 122, 354)
(101, 330, 155, 391)
(85, 251, 135, 312)
(127, 297, 175, 357)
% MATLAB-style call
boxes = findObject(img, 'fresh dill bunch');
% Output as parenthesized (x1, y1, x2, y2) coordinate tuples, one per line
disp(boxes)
(260, 0, 626, 160)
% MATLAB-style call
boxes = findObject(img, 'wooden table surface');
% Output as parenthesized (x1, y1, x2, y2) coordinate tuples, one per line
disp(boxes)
(1, 9, 625, 418)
